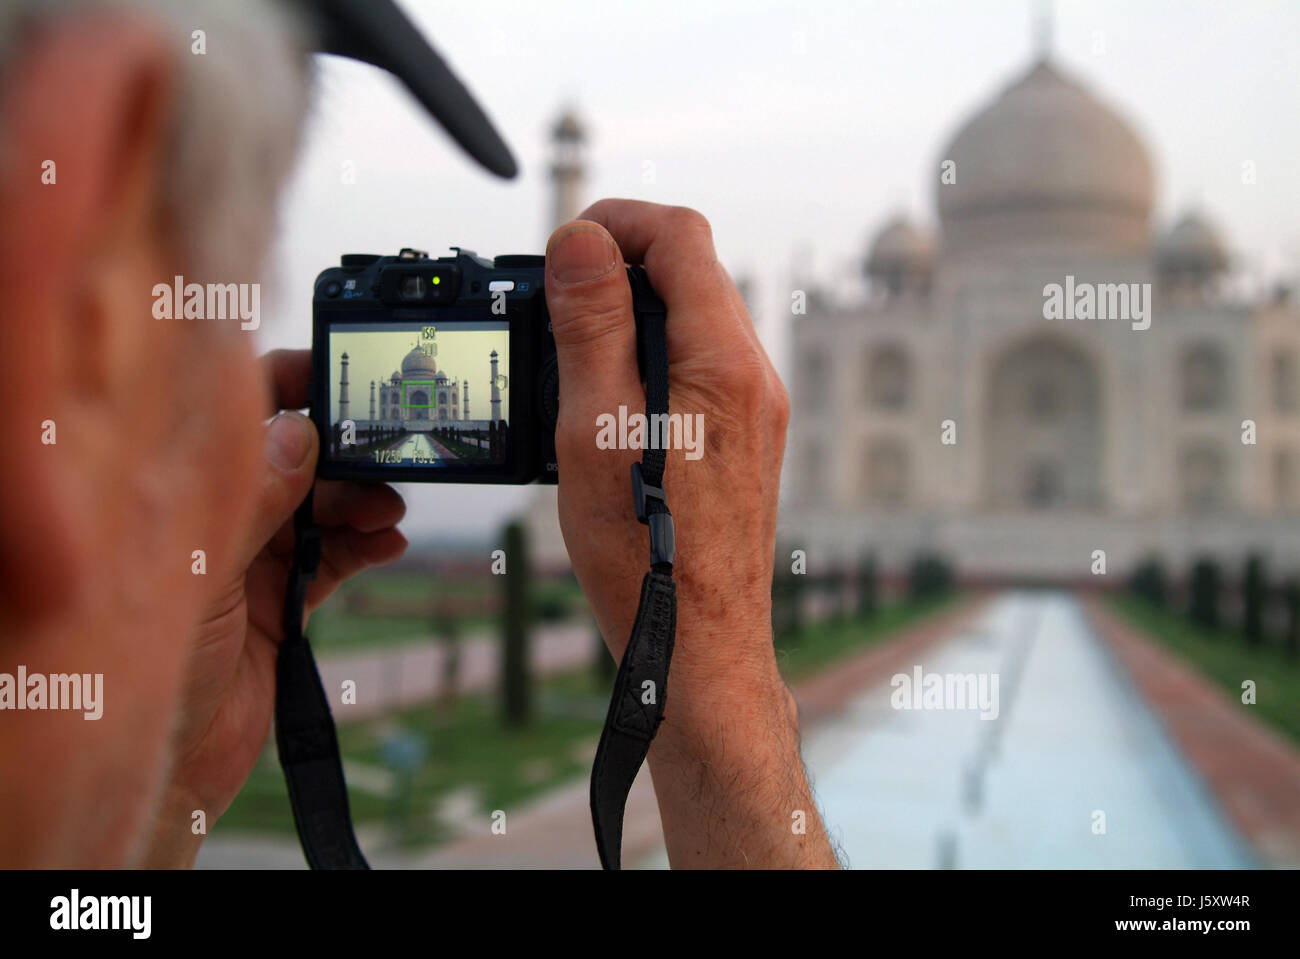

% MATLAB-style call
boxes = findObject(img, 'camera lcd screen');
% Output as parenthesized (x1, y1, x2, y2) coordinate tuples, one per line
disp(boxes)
(326, 320, 510, 469)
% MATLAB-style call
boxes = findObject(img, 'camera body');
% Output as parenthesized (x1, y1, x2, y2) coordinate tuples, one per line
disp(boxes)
(310, 247, 661, 485)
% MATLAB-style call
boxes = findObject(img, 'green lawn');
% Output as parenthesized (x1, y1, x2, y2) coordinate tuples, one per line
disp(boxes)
(306, 573, 587, 652)
(307, 611, 466, 650)
(1111, 594, 1300, 747)
(218, 669, 610, 846)
(347, 573, 490, 599)
(773, 594, 960, 684)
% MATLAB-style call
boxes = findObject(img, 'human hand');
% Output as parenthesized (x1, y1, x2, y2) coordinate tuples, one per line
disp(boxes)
(545, 200, 788, 700)
(544, 199, 836, 868)
(137, 350, 407, 867)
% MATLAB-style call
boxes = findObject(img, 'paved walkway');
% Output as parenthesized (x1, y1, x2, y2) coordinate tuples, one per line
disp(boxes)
(317, 621, 595, 723)
(382, 432, 459, 464)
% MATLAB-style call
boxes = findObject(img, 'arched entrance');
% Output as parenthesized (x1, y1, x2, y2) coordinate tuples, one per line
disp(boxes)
(985, 336, 1103, 509)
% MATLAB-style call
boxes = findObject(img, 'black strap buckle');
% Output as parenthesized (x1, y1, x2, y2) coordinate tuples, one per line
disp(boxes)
(647, 513, 675, 568)
(631, 462, 663, 523)
(631, 463, 675, 567)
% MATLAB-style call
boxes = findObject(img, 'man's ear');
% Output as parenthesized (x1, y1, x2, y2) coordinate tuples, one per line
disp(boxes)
(0, 11, 177, 622)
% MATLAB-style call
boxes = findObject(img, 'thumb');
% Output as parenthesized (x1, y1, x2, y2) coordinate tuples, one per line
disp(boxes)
(236, 411, 319, 569)
(545, 221, 641, 408)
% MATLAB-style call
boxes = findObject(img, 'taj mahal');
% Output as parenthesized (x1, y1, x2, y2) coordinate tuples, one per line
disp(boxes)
(785, 52, 1300, 580)
(520, 46, 1299, 580)
(336, 345, 503, 432)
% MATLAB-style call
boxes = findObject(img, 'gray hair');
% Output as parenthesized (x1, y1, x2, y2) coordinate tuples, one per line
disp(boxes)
(0, 0, 316, 282)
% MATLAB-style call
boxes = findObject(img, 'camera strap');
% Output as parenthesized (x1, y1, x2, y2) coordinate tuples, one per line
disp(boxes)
(274, 267, 673, 871)
(590, 270, 676, 870)
(275, 488, 370, 868)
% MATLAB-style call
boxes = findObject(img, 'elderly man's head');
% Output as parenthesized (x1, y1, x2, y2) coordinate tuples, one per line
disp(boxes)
(0, 0, 314, 275)
(0, 0, 315, 863)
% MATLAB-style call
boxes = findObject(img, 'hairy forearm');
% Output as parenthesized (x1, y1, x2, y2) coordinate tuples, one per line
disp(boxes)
(648, 658, 839, 869)
(133, 783, 205, 868)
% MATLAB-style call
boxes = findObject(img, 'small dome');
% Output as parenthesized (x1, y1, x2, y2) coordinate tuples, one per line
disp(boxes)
(1158, 211, 1228, 275)
(867, 217, 933, 277)
(865, 216, 933, 297)
(401, 348, 437, 377)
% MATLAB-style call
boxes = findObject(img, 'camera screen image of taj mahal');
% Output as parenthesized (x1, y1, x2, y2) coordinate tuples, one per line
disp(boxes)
(328, 321, 510, 467)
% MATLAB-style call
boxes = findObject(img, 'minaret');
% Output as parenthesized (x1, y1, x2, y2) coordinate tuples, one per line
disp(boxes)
(369, 380, 376, 422)
(523, 107, 590, 574)
(463, 378, 470, 419)
(549, 108, 586, 231)
(339, 352, 350, 423)
(489, 350, 502, 421)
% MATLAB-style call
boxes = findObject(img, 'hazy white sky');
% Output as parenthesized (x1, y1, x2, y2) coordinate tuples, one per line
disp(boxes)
(256, 0, 1300, 542)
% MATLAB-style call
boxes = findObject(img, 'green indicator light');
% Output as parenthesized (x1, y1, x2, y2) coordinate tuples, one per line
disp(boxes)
(432, 275, 441, 285)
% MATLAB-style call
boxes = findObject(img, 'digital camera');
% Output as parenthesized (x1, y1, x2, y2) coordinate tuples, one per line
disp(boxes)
(309, 247, 661, 484)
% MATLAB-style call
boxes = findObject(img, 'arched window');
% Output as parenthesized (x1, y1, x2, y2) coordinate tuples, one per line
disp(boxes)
(1027, 377, 1060, 424)
(985, 336, 1102, 509)
(868, 345, 911, 410)
(1273, 350, 1298, 413)
(1182, 343, 1226, 411)
(1024, 460, 1062, 508)
(1180, 445, 1226, 509)
(864, 438, 909, 506)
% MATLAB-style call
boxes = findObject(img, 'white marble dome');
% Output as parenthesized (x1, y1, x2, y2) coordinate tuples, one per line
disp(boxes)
(935, 58, 1155, 258)
(400, 347, 437, 377)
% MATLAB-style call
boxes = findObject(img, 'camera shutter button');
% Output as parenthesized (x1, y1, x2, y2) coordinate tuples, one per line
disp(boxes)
(495, 255, 546, 269)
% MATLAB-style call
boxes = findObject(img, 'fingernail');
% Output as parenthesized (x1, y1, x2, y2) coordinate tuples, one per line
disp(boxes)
(267, 413, 312, 470)
(548, 225, 617, 284)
